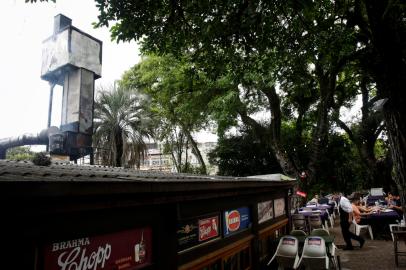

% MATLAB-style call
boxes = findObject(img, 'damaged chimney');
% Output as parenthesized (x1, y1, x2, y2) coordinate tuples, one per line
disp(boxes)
(0, 14, 102, 160)
(41, 14, 102, 160)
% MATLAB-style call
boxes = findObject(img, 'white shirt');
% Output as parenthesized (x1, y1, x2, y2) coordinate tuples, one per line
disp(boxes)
(339, 196, 353, 213)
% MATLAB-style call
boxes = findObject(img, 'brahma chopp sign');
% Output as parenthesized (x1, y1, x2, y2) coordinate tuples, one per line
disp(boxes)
(223, 207, 251, 237)
(43, 228, 152, 270)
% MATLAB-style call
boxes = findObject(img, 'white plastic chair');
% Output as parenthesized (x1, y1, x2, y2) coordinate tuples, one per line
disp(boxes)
(267, 236, 300, 269)
(297, 236, 329, 269)
(326, 211, 334, 228)
(390, 224, 400, 241)
(290, 229, 307, 237)
(292, 214, 309, 233)
(310, 229, 339, 269)
(390, 220, 405, 242)
(309, 214, 326, 231)
(352, 219, 374, 240)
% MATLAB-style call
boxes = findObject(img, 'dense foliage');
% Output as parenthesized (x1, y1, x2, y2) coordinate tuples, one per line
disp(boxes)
(6, 146, 34, 161)
(102, 0, 403, 195)
(208, 128, 281, 177)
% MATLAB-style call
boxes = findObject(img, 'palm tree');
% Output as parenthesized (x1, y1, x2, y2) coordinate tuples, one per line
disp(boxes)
(93, 86, 154, 167)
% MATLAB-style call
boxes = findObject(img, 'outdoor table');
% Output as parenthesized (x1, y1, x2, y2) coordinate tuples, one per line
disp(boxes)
(302, 204, 333, 213)
(362, 209, 400, 239)
(298, 209, 329, 224)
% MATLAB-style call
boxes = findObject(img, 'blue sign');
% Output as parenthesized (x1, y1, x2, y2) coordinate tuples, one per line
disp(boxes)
(223, 207, 251, 237)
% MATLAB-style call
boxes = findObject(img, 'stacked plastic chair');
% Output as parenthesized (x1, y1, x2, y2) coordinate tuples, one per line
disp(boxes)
(309, 214, 326, 231)
(311, 229, 339, 269)
(290, 229, 307, 237)
(267, 236, 300, 269)
(297, 236, 329, 269)
(292, 214, 308, 233)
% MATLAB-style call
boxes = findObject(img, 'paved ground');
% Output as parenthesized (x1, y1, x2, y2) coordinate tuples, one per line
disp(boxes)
(329, 218, 406, 270)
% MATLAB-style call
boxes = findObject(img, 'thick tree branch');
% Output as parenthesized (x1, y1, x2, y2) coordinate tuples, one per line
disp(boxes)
(335, 118, 357, 144)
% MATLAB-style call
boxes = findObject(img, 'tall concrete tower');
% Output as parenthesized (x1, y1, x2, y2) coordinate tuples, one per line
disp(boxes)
(41, 14, 102, 160)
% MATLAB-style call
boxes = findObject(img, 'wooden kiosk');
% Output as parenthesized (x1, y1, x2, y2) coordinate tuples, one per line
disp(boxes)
(0, 160, 295, 269)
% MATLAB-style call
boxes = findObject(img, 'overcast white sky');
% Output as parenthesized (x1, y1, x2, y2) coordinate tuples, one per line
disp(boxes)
(0, 0, 140, 140)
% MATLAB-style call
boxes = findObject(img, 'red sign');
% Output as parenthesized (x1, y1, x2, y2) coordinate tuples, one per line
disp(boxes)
(43, 228, 152, 270)
(198, 216, 219, 241)
(227, 210, 241, 232)
(296, 190, 307, 197)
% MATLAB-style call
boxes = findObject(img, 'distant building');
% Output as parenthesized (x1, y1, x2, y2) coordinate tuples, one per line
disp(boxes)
(141, 141, 218, 174)
(140, 143, 173, 172)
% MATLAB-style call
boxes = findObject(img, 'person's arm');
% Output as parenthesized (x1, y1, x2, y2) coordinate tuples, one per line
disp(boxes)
(359, 205, 372, 213)
(390, 204, 403, 211)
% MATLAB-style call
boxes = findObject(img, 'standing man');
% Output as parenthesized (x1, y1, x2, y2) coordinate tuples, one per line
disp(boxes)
(339, 194, 365, 250)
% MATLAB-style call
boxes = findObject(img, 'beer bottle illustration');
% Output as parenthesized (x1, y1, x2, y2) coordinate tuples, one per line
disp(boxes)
(138, 229, 146, 262)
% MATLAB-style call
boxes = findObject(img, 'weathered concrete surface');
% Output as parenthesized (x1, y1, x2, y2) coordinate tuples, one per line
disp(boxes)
(330, 219, 406, 269)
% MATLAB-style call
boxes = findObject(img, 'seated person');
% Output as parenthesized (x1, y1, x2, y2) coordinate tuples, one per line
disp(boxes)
(318, 196, 329, 204)
(308, 194, 319, 204)
(389, 193, 403, 216)
(352, 197, 372, 225)
(385, 192, 394, 204)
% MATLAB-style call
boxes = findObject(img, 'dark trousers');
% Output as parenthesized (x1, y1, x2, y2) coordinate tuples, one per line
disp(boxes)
(340, 221, 364, 248)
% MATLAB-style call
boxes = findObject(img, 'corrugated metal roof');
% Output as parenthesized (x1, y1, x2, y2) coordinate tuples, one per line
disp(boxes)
(0, 160, 290, 183)
(0, 160, 295, 209)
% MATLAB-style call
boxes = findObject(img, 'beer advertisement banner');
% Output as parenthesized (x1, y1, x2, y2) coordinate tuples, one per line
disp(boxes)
(198, 216, 220, 242)
(258, 200, 274, 224)
(223, 207, 251, 237)
(274, 198, 286, 217)
(43, 228, 152, 270)
(177, 214, 220, 251)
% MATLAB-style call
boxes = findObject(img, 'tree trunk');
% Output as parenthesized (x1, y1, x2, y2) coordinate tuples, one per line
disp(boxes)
(182, 126, 207, 174)
(334, 78, 386, 188)
(307, 72, 334, 185)
(263, 85, 298, 176)
(361, 0, 406, 217)
(385, 108, 406, 218)
(115, 130, 124, 167)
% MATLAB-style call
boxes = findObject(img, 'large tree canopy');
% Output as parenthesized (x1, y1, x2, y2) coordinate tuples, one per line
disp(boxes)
(96, 0, 402, 192)
(98, 0, 361, 181)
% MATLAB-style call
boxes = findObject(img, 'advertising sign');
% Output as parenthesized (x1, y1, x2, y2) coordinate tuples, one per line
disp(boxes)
(43, 228, 152, 270)
(274, 198, 286, 217)
(198, 216, 220, 242)
(258, 200, 274, 224)
(177, 214, 220, 251)
(296, 190, 307, 197)
(223, 207, 251, 237)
